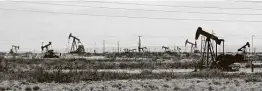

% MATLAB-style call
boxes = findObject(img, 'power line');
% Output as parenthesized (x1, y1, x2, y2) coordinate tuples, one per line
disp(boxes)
(2, 8, 262, 23)
(81, 0, 262, 11)
(13, 1, 262, 16)
(236, 1, 262, 4)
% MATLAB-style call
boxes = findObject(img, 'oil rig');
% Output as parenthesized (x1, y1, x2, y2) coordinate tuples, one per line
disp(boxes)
(68, 33, 85, 54)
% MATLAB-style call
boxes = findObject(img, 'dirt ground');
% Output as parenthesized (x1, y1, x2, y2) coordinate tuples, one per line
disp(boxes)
(0, 78, 261, 91)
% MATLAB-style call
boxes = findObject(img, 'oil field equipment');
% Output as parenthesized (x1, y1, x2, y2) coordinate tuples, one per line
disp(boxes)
(130, 49, 137, 52)
(185, 39, 197, 53)
(138, 46, 147, 52)
(162, 46, 170, 52)
(41, 42, 59, 58)
(195, 27, 250, 71)
(68, 33, 85, 54)
(124, 48, 129, 53)
(141, 47, 147, 52)
(177, 46, 181, 53)
(235, 42, 250, 63)
(238, 42, 250, 54)
(195, 27, 225, 69)
(124, 48, 136, 53)
(9, 45, 19, 54)
(216, 42, 250, 70)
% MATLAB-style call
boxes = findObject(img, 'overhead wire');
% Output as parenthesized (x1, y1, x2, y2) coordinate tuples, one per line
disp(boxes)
(12, 1, 262, 16)
(81, 0, 262, 10)
(1, 7, 262, 23)
(235, 1, 262, 4)
(1, 1, 262, 50)
(0, 1, 260, 22)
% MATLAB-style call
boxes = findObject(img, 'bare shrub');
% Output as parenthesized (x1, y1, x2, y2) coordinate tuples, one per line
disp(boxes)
(0, 58, 8, 72)
(134, 87, 140, 91)
(32, 86, 40, 91)
(208, 86, 214, 91)
(173, 86, 180, 90)
(25, 87, 32, 91)
(212, 80, 221, 85)
(163, 84, 170, 88)
(245, 77, 262, 82)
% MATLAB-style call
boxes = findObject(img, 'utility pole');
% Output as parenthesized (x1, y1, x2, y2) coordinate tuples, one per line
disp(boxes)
(94, 42, 96, 53)
(251, 35, 255, 72)
(103, 40, 105, 53)
(117, 41, 120, 53)
(41, 42, 44, 53)
(138, 36, 142, 52)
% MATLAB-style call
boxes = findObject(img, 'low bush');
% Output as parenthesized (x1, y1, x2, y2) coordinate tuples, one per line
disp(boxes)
(0, 68, 262, 83)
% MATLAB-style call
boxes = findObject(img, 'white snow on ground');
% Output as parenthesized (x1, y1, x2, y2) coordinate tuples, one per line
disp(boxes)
(1, 79, 262, 91)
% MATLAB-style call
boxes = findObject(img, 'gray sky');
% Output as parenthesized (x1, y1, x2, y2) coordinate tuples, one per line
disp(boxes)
(0, 0, 262, 53)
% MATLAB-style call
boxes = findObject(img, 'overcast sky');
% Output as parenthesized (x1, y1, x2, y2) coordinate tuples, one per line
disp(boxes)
(0, 0, 262, 53)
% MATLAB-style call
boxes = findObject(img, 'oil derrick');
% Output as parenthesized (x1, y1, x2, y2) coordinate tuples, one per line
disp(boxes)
(195, 27, 225, 69)
(68, 33, 85, 54)
(9, 45, 19, 54)
(41, 42, 59, 58)
(138, 36, 147, 52)
(185, 39, 197, 53)
(138, 36, 142, 52)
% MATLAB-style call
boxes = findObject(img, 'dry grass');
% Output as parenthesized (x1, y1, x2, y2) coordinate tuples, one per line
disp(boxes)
(2, 78, 262, 91)
(1, 57, 262, 83)
(2, 58, 197, 71)
(0, 68, 261, 83)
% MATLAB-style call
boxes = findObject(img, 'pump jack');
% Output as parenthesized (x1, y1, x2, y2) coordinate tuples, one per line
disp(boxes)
(124, 48, 136, 53)
(9, 45, 19, 54)
(41, 42, 59, 58)
(185, 39, 198, 53)
(196, 27, 250, 71)
(124, 48, 129, 53)
(68, 33, 85, 54)
(235, 42, 250, 63)
(177, 46, 181, 53)
(238, 42, 250, 54)
(130, 49, 136, 52)
(216, 42, 250, 70)
(195, 27, 225, 69)
(141, 47, 147, 52)
(162, 46, 169, 52)
(138, 47, 147, 52)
